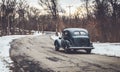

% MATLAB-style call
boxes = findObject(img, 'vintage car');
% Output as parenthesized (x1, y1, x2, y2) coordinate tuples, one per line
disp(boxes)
(54, 28, 94, 53)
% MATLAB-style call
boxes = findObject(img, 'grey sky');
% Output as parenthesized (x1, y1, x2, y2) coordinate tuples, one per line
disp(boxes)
(28, 0, 83, 15)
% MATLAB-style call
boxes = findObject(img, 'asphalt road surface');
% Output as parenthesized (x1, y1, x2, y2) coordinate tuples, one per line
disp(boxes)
(10, 34, 120, 72)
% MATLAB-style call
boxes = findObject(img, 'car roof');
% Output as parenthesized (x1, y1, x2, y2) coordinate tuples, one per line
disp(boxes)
(63, 28, 88, 33)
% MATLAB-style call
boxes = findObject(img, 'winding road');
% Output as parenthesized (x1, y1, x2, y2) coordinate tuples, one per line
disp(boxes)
(10, 34, 120, 72)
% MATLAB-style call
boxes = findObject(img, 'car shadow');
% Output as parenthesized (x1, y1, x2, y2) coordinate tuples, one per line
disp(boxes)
(58, 50, 93, 55)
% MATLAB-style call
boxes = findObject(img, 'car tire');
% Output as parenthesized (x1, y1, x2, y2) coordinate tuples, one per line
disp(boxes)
(55, 43, 59, 51)
(86, 49, 91, 54)
(73, 49, 77, 52)
(64, 48, 71, 53)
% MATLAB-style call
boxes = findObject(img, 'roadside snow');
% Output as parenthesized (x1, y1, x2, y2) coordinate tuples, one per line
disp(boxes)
(0, 35, 26, 72)
(0, 32, 43, 72)
(51, 35, 120, 57)
(51, 34, 59, 40)
(32, 31, 44, 36)
(51, 33, 61, 40)
(92, 43, 120, 57)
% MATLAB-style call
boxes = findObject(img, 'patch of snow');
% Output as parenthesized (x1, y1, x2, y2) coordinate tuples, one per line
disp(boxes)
(51, 35, 59, 41)
(32, 31, 45, 36)
(51, 32, 61, 41)
(0, 59, 10, 72)
(0, 35, 26, 72)
(92, 43, 120, 57)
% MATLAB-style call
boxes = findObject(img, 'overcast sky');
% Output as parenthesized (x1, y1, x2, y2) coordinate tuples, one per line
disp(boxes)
(0, 0, 83, 14)
(28, 0, 83, 15)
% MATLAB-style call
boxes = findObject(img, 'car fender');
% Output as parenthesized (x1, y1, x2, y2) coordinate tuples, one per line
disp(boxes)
(54, 39, 61, 47)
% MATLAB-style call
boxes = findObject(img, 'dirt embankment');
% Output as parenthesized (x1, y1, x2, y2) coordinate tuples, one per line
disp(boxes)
(10, 35, 120, 72)
(10, 35, 54, 72)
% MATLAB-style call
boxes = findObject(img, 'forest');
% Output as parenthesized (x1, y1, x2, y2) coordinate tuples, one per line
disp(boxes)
(0, 0, 120, 42)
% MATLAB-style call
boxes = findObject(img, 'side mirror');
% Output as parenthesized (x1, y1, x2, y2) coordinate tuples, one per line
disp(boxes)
(59, 37, 62, 39)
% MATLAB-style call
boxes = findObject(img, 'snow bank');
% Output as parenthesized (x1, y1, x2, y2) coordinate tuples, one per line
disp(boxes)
(51, 35, 120, 57)
(51, 32, 61, 40)
(92, 43, 120, 57)
(0, 35, 26, 72)
(0, 32, 44, 72)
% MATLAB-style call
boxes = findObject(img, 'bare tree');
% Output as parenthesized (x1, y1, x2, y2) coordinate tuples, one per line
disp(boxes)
(30, 7, 41, 33)
(93, 0, 110, 41)
(38, 0, 59, 35)
(108, 0, 120, 41)
(16, 0, 29, 34)
(0, 0, 17, 35)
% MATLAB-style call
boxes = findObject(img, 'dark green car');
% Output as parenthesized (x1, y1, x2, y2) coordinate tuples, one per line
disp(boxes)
(54, 28, 94, 53)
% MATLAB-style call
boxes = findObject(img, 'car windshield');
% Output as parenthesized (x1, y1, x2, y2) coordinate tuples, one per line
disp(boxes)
(73, 31, 87, 36)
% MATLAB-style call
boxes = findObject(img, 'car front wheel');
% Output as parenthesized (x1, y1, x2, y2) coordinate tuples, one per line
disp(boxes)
(55, 43, 60, 51)
(64, 47, 71, 53)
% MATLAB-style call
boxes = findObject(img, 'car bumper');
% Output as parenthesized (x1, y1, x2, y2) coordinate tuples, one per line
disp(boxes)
(69, 47, 94, 49)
